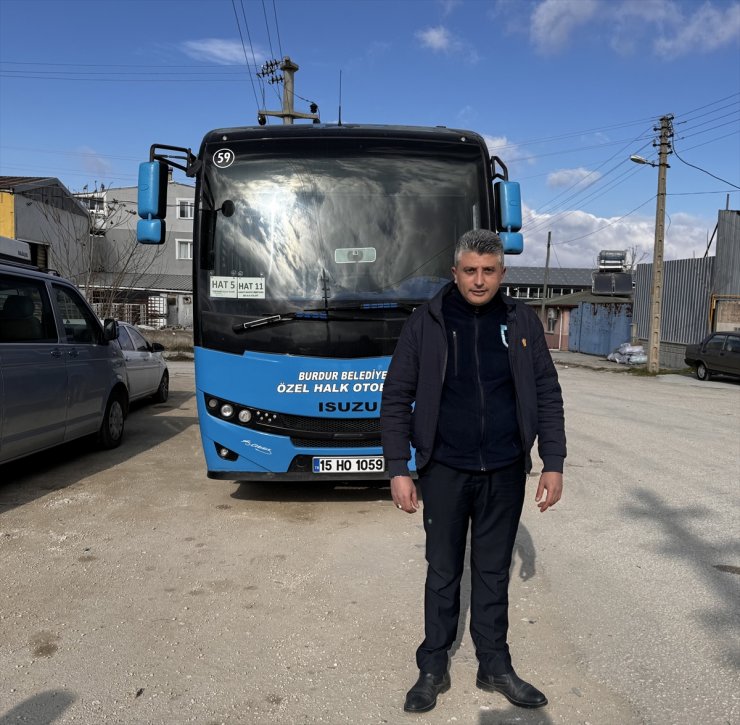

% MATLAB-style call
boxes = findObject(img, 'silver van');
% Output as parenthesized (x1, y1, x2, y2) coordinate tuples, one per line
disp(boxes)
(0, 261, 129, 465)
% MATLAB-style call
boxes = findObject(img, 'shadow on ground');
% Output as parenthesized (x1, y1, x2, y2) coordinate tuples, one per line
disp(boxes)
(0, 390, 196, 513)
(0, 691, 76, 725)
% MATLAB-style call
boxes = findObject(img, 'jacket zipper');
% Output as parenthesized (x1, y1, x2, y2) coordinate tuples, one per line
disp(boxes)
(452, 330, 458, 377)
(474, 314, 486, 471)
(507, 311, 527, 453)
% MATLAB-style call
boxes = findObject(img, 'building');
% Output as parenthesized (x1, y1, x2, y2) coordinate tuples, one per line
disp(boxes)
(0, 176, 90, 278)
(502, 266, 594, 301)
(76, 181, 195, 327)
(632, 208, 740, 368)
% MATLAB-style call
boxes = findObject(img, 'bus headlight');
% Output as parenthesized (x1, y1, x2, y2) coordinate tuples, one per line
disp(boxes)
(238, 409, 252, 423)
(220, 403, 234, 418)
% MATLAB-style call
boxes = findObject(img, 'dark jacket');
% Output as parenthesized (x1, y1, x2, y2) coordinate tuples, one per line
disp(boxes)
(380, 282, 566, 477)
(435, 287, 522, 471)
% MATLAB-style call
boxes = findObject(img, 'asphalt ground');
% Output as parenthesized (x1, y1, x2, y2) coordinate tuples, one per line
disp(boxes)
(0, 360, 738, 725)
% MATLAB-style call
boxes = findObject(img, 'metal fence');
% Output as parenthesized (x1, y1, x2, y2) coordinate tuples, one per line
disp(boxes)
(92, 302, 147, 325)
(633, 257, 715, 345)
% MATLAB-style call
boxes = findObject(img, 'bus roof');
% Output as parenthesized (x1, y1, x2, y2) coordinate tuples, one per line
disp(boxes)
(200, 123, 487, 149)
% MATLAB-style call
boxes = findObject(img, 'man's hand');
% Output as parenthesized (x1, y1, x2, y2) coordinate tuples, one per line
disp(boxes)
(391, 475, 419, 514)
(535, 471, 563, 512)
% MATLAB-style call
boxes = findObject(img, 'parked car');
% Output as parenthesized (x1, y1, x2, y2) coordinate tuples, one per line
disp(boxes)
(114, 322, 169, 403)
(0, 261, 129, 465)
(684, 331, 740, 381)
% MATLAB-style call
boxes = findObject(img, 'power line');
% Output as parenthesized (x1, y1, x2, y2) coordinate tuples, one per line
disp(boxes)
(668, 190, 740, 196)
(682, 130, 740, 153)
(272, 0, 284, 58)
(261, 0, 277, 60)
(672, 139, 740, 190)
(674, 91, 740, 122)
(233, 0, 264, 109)
(239, 0, 270, 106)
(674, 99, 740, 126)
(551, 196, 656, 246)
(531, 131, 653, 217)
(678, 109, 740, 136)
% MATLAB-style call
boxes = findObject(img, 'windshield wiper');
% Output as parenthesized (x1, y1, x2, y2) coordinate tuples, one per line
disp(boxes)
(232, 302, 418, 333)
(233, 310, 328, 332)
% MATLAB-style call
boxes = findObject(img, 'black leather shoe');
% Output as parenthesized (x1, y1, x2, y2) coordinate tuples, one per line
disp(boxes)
(476, 668, 547, 708)
(403, 671, 451, 713)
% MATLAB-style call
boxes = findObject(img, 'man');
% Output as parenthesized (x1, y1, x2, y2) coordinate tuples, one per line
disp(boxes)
(380, 229, 565, 713)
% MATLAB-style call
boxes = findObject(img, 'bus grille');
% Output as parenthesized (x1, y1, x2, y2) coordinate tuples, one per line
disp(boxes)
(276, 412, 380, 434)
(291, 436, 381, 448)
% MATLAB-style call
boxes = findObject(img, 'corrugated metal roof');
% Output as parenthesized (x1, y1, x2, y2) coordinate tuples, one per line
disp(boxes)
(0, 176, 57, 190)
(504, 267, 594, 286)
(92, 272, 192, 293)
(527, 290, 632, 307)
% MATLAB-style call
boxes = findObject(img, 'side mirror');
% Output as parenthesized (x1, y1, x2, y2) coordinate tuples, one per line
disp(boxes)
(102, 318, 118, 342)
(137, 160, 169, 245)
(151, 342, 165, 353)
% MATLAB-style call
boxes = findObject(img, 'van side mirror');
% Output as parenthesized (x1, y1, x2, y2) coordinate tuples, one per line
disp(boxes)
(103, 318, 118, 342)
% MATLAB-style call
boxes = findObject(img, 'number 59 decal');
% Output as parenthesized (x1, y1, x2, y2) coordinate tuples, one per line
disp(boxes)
(213, 149, 235, 168)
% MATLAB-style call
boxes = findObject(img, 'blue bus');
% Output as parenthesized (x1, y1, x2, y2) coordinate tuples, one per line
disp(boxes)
(137, 124, 523, 480)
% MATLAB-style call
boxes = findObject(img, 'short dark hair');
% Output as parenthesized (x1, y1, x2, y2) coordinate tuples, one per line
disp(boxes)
(454, 229, 504, 267)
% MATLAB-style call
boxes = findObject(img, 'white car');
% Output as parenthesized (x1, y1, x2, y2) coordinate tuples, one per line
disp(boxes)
(114, 322, 169, 403)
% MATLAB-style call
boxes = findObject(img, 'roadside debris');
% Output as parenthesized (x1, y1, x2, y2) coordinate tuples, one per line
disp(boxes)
(607, 342, 647, 365)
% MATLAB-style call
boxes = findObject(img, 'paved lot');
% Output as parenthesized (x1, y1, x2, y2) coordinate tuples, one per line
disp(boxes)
(0, 361, 738, 724)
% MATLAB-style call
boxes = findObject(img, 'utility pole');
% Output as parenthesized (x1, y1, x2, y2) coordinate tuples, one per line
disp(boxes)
(645, 115, 673, 373)
(258, 57, 319, 125)
(540, 230, 551, 323)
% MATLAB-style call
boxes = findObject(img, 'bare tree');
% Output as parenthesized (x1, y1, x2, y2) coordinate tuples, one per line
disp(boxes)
(27, 183, 165, 316)
(627, 245, 649, 271)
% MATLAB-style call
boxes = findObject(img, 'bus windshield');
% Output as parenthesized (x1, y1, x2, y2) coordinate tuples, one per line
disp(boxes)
(197, 139, 488, 357)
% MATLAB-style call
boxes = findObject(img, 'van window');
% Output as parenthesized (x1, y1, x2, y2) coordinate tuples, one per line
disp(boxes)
(0, 274, 57, 343)
(53, 284, 102, 344)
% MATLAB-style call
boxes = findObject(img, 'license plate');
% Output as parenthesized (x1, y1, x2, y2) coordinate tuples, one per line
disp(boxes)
(312, 456, 385, 474)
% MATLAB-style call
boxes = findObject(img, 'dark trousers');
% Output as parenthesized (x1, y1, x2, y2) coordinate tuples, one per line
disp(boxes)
(416, 459, 526, 676)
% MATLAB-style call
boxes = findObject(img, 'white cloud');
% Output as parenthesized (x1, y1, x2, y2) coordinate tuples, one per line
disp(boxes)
(512, 203, 711, 267)
(181, 39, 264, 65)
(530, 0, 599, 54)
(484, 135, 533, 174)
(416, 26, 453, 52)
(415, 25, 480, 63)
(440, 0, 462, 17)
(654, 2, 740, 58)
(76, 146, 113, 178)
(485, 135, 520, 157)
(547, 167, 602, 189)
(526, 0, 740, 58)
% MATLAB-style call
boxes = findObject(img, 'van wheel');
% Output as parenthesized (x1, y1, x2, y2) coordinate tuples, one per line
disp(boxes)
(152, 370, 169, 403)
(98, 391, 126, 448)
(696, 362, 711, 381)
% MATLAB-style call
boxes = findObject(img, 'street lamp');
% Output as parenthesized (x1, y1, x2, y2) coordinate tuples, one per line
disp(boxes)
(630, 155, 657, 167)
(630, 114, 673, 373)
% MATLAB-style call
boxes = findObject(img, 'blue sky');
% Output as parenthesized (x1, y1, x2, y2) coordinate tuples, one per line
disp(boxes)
(1, 0, 738, 267)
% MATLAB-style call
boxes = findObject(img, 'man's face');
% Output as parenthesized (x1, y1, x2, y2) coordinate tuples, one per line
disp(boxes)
(452, 251, 506, 306)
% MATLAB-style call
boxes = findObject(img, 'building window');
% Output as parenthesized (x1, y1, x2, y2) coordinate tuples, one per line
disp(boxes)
(176, 238, 193, 260)
(177, 198, 194, 219)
